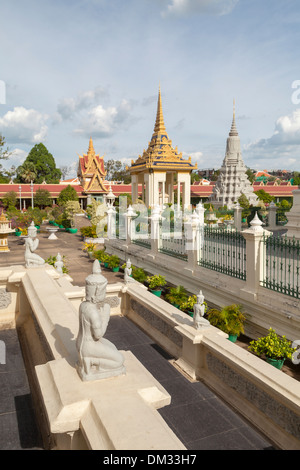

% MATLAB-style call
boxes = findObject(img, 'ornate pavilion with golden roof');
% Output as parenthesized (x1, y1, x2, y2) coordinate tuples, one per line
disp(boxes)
(77, 137, 109, 204)
(128, 87, 197, 208)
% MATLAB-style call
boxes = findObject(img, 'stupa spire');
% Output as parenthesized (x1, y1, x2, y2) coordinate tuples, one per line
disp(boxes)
(153, 85, 167, 136)
(229, 99, 238, 137)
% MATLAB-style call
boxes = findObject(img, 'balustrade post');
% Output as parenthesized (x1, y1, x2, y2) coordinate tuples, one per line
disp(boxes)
(149, 205, 161, 255)
(106, 204, 117, 240)
(234, 203, 242, 232)
(268, 201, 277, 231)
(241, 212, 271, 301)
(184, 211, 202, 270)
(124, 205, 137, 246)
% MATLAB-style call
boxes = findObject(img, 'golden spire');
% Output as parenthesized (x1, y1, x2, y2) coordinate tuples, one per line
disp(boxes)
(153, 85, 167, 136)
(88, 136, 95, 156)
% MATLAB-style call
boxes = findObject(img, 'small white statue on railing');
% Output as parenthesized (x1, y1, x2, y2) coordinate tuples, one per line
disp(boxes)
(54, 253, 64, 276)
(124, 259, 136, 284)
(25, 222, 45, 268)
(193, 290, 210, 330)
(76, 260, 125, 381)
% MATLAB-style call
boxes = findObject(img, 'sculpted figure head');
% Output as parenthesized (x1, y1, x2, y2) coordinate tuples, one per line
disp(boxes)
(85, 260, 108, 303)
(27, 221, 37, 239)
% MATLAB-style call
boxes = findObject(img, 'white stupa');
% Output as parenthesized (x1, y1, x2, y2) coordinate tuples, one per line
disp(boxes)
(210, 101, 257, 209)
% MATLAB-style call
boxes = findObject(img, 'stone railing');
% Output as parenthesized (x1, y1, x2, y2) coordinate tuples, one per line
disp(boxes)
(0, 265, 299, 449)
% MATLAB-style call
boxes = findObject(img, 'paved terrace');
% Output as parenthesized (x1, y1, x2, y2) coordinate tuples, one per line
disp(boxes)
(0, 226, 276, 450)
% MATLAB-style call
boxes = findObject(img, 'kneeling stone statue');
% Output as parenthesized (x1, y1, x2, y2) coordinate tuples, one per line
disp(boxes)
(76, 260, 125, 381)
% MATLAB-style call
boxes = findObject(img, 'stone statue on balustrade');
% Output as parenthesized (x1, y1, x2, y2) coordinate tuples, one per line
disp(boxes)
(124, 259, 136, 284)
(54, 253, 64, 276)
(76, 260, 125, 381)
(24, 222, 45, 268)
(193, 290, 210, 330)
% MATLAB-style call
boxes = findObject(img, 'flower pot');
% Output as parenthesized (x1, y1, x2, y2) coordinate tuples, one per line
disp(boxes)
(88, 251, 94, 259)
(150, 289, 162, 297)
(15, 231, 21, 236)
(266, 357, 285, 370)
(104, 262, 109, 268)
(171, 303, 180, 309)
(187, 310, 194, 317)
(112, 266, 120, 272)
(228, 334, 238, 343)
(58, 224, 64, 229)
(69, 228, 78, 233)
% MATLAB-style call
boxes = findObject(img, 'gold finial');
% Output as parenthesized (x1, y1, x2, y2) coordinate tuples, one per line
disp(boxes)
(88, 137, 95, 155)
(154, 85, 167, 136)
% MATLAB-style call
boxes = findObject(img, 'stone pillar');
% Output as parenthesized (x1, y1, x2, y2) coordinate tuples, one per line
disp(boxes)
(241, 212, 271, 301)
(106, 205, 117, 239)
(234, 203, 242, 231)
(124, 205, 137, 246)
(184, 211, 202, 271)
(268, 201, 277, 231)
(149, 205, 161, 255)
(131, 175, 139, 204)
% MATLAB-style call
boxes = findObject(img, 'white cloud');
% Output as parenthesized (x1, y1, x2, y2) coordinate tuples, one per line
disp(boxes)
(183, 150, 203, 165)
(162, 0, 239, 17)
(243, 109, 300, 170)
(74, 99, 135, 138)
(56, 86, 109, 121)
(0, 107, 48, 144)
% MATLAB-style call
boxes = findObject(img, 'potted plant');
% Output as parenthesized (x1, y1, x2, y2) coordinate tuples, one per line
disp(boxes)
(101, 253, 111, 268)
(146, 275, 166, 297)
(180, 295, 208, 317)
(94, 249, 106, 264)
(132, 267, 147, 284)
(248, 328, 297, 370)
(207, 304, 246, 342)
(108, 255, 120, 272)
(165, 285, 188, 309)
(82, 241, 97, 259)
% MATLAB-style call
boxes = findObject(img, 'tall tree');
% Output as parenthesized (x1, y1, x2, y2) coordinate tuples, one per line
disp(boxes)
(104, 159, 131, 183)
(57, 185, 79, 205)
(16, 143, 62, 184)
(0, 134, 11, 161)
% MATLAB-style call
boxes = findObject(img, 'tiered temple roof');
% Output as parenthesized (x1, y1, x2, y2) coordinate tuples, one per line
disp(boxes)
(78, 137, 108, 193)
(129, 87, 197, 173)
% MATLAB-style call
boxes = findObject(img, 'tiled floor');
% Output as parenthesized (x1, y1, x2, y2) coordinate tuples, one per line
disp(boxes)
(0, 227, 275, 450)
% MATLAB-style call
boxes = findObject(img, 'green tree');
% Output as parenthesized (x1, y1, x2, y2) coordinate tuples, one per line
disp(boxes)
(104, 159, 131, 183)
(246, 167, 255, 184)
(254, 189, 274, 204)
(2, 191, 17, 209)
(0, 134, 11, 161)
(34, 188, 52, 208)
(16, 161, 37, 183)
(16, 143, 62, 184)
(238, 193, 250, 209)
(57, 185, 79, 205)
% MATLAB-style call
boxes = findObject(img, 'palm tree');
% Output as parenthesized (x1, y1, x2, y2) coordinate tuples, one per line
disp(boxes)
(18, 162, 37, 183)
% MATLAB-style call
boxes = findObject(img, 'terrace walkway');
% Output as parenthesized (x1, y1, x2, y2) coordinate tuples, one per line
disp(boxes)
(0, 226, 275, 450)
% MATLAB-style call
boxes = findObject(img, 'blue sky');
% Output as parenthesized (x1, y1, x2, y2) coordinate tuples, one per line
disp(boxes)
(1, 0, 300, 177)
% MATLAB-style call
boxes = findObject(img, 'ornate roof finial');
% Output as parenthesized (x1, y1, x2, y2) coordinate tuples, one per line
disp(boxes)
(88, 137, 95, 155)
(229, 98, 238, 137)
(153, 85, 167, 136)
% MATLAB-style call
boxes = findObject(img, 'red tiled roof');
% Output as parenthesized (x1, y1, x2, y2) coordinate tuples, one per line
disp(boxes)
(0, 181, 298, 199)
(0, 184, 84, 197)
